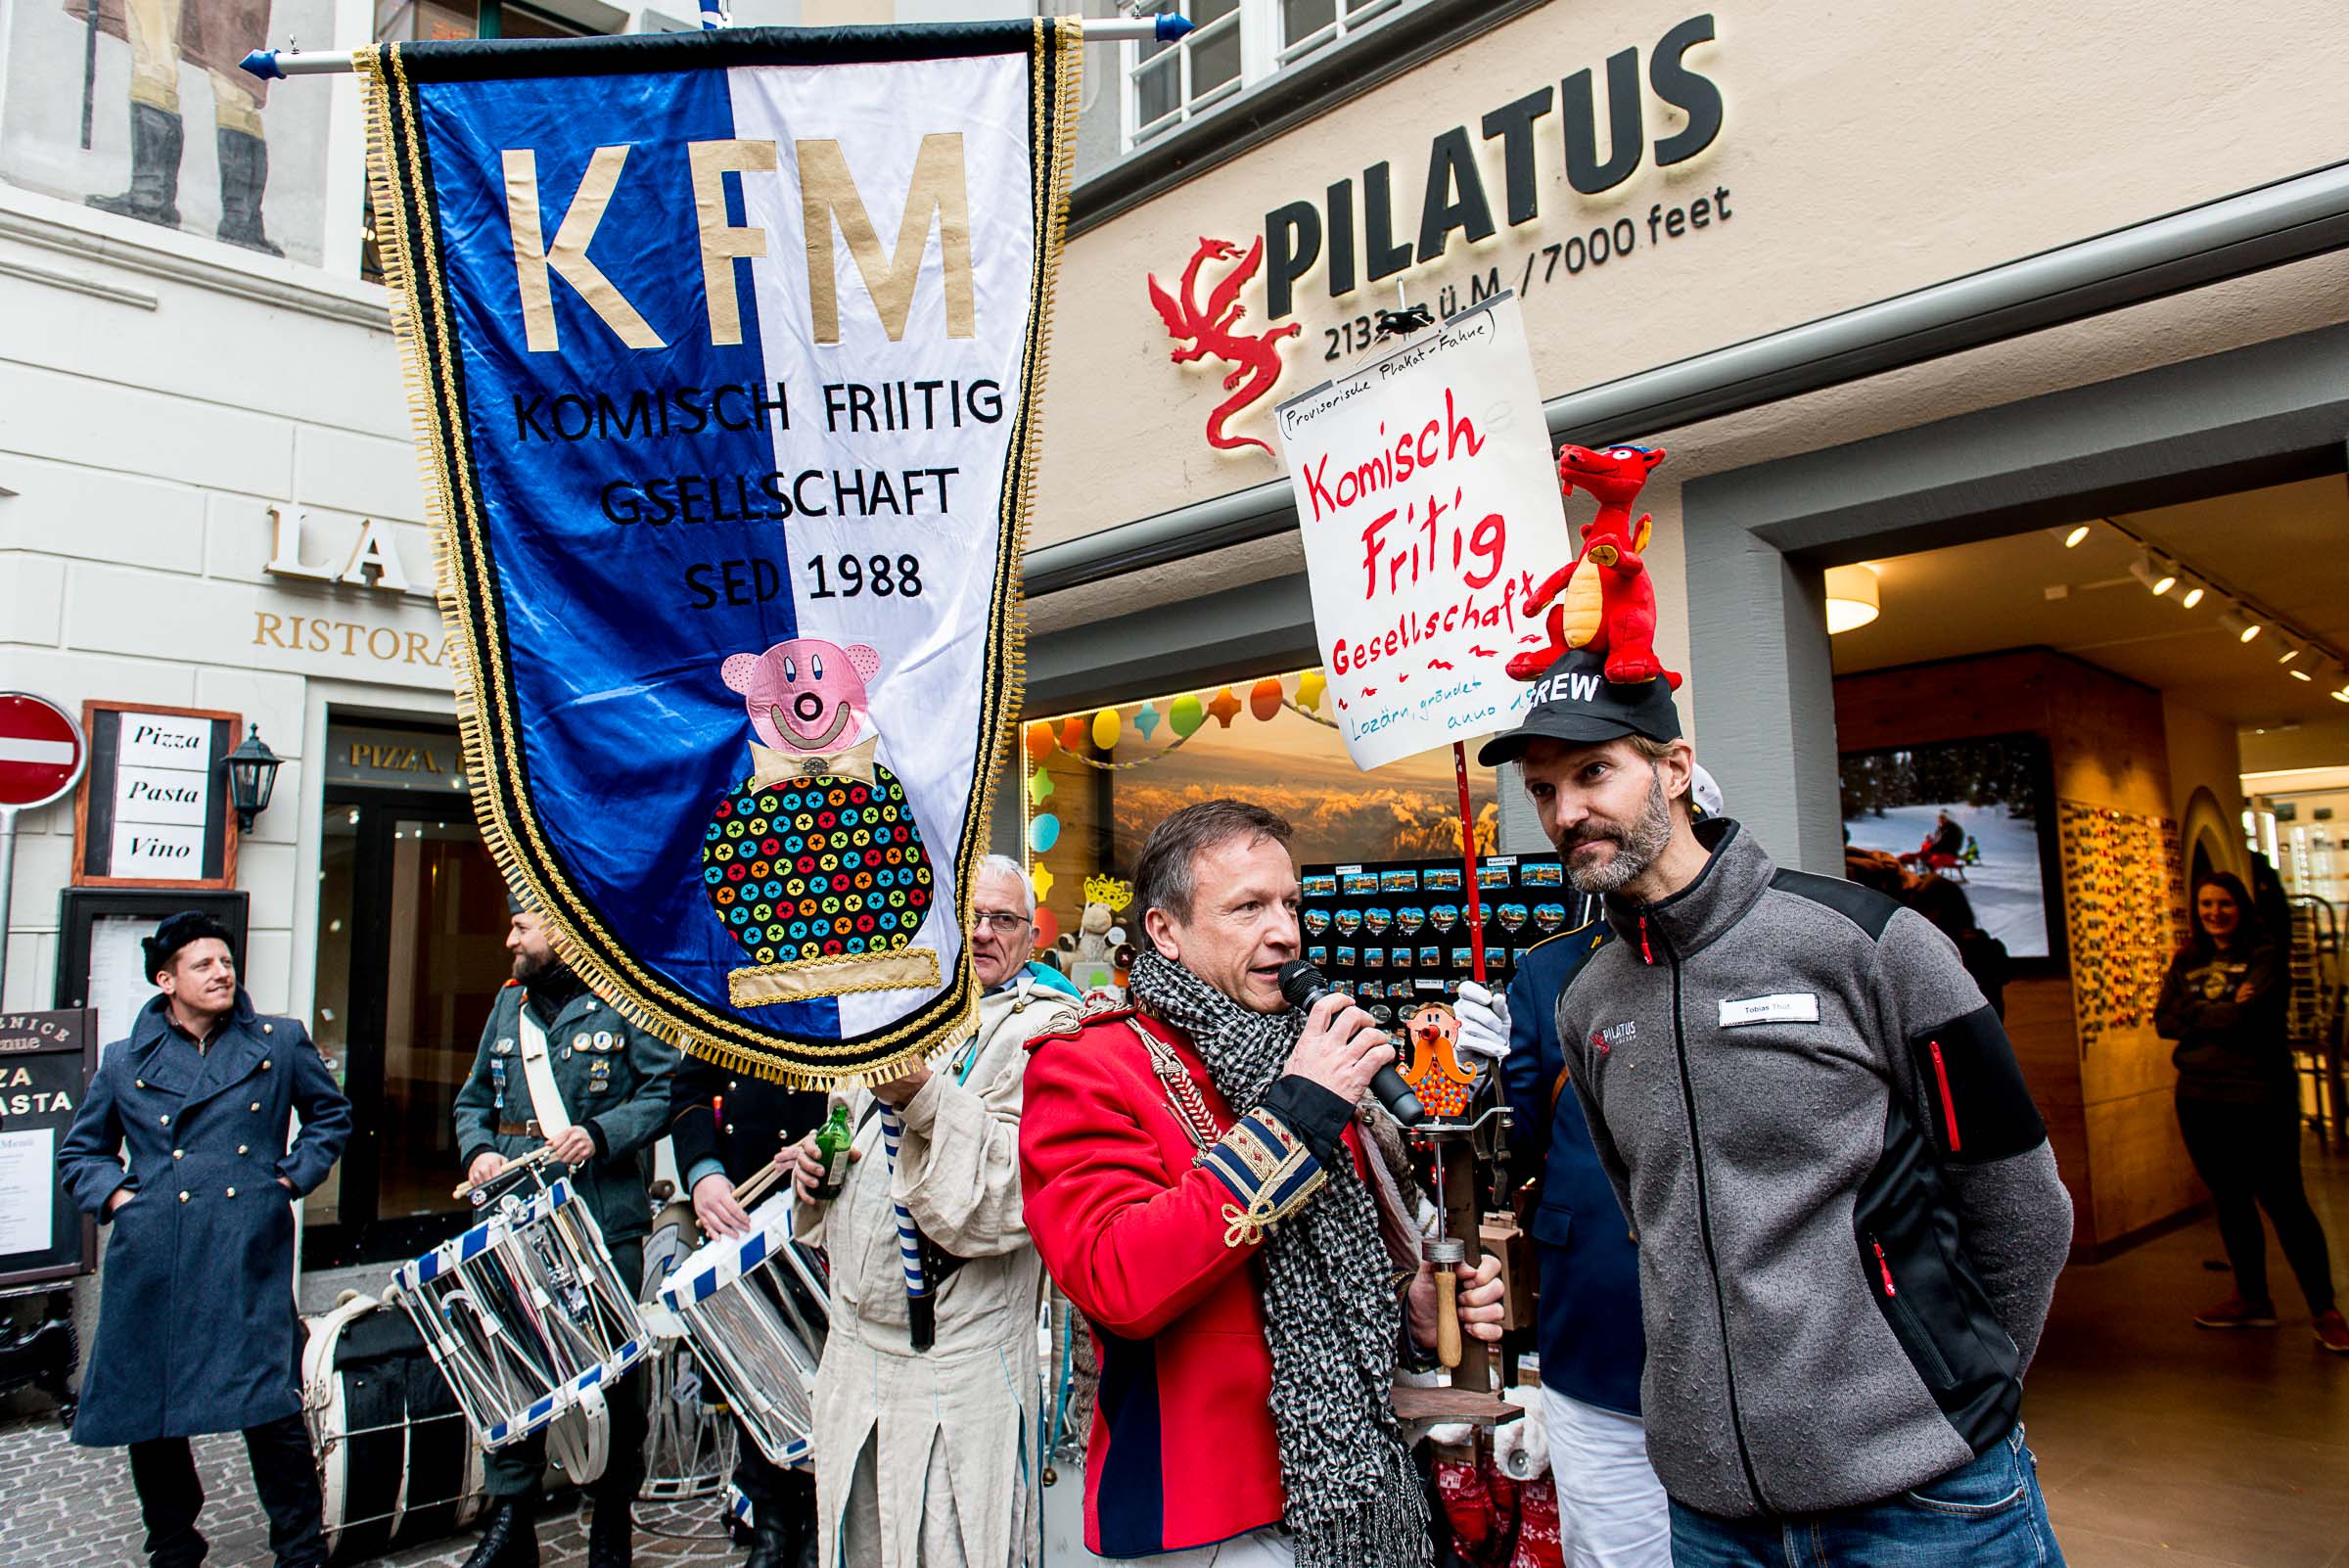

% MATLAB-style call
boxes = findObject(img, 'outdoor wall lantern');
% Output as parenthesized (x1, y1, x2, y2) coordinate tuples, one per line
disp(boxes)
(226, 728, 285, 832)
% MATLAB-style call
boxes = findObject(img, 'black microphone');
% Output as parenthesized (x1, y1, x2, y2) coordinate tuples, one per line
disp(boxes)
(1276, 958, 1424, 1125)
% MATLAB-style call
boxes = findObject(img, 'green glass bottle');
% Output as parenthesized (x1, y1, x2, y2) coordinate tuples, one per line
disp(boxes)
(810, 1103, 854, 1200)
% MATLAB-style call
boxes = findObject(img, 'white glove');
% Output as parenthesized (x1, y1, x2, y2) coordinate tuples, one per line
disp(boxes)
(1454, 980, 1510, 1066)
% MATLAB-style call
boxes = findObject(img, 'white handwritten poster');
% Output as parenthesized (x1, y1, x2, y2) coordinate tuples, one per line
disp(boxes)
(1274, 294, 1575, 771)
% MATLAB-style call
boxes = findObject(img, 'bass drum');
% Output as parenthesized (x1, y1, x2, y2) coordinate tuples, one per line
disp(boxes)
(303, 1292, 607, 1563)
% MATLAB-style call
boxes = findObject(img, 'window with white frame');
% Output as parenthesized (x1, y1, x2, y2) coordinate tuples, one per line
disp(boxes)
(1123, 0, 1406, 151)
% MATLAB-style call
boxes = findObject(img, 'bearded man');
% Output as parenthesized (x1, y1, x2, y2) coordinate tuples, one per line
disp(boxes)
(1021, 800, 1505, 1568)
(451, 904, 677, 1568)
(1475, 649, 2073, 1567)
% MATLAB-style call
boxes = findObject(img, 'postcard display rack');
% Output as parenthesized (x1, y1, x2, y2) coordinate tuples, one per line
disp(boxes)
(1297, 854, 1580, 1025)
(2056, 801, 2188, 1053)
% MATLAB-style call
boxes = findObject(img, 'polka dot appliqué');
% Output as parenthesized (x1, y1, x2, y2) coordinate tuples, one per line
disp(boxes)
(704, 764, 933, 965)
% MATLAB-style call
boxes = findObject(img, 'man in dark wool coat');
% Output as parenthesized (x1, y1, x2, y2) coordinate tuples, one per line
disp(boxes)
(58, 910, 353, 1568)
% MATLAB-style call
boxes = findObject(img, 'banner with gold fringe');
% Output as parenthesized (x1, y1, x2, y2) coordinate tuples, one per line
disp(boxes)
(357, 20, 1079, 1084)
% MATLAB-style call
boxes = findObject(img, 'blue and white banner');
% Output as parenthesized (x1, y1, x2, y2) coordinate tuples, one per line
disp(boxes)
(360, 22, 1079, 1083)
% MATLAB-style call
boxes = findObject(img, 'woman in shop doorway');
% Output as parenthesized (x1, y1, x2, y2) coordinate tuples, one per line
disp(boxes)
(2155, 872, 2348, 1353)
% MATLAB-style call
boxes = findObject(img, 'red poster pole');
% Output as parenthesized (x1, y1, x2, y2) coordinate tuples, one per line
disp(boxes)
(1453, 740, 1487, 986)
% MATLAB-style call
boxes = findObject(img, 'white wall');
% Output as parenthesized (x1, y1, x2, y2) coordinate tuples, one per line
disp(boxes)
(0, 180, 442, 1019)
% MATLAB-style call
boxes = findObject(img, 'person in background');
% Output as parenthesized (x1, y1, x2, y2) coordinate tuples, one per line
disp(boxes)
(2154, 871, 2345, 1352)
(779, 853, 1080, 1567)
(670, 1044, 829, 1565)
(451, 904, 678, 1568)
(58, 910, 352, 1568)
(1021, 802, 1506, 1568)
(1478, 648, 2073, 1567)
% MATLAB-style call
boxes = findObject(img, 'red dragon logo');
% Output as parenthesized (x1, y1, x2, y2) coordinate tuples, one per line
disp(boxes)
(1148, 236, 1301, 457)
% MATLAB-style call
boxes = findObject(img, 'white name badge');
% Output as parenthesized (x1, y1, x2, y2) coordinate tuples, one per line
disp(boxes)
(1719, 993, 1820, 1028)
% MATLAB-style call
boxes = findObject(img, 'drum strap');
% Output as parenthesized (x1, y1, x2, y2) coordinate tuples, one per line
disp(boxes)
(516, 1008, 576, 1137)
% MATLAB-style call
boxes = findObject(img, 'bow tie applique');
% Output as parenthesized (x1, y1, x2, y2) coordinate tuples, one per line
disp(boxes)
(750, 737, 880, 789)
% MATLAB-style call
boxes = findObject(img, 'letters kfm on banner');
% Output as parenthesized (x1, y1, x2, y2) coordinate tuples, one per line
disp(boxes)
(1273, 294, 1573, 771)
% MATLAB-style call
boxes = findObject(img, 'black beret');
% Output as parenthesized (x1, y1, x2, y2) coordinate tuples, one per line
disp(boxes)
(143, 911, 236, 981)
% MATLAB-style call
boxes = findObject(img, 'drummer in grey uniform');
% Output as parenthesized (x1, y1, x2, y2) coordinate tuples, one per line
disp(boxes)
(451, 901, 678, 1568)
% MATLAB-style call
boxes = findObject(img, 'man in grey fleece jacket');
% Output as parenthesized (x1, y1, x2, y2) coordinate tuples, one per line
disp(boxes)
(1481, 648, 2071, 1566)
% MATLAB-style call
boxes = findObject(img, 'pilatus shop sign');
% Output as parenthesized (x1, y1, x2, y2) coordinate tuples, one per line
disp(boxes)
(1263, 13, 1725, 322)
(357, 21, 1080, 1084)
(1150, 13, 1727, 454)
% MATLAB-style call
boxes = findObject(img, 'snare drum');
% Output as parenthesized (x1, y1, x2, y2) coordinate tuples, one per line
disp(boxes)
(654, 1196, 828, 1467)
(389, 1176, 647, 1451)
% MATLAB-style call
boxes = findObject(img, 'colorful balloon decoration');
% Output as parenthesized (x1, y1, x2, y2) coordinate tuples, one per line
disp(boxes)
(1025, 719, 1055, 762)
(1033, 906, 1059, 947)
(1170, 693, 1206, 737)
(1029, 766, 1054, 804)
(1032, 862, 1055, 901)
(1250, 677, 1284, 721)
(1296, 669, 1326, 712)
(1134, 701, 1163, 740)
(1092, 707, 1121, 751)
(1061, 715, 1088, 754)
(1208, 687, 1242, 727)
(1029, 812, 1061, 853)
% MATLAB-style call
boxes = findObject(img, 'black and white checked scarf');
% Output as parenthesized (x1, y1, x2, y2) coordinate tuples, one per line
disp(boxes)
(1128, 948, 1431, 1568)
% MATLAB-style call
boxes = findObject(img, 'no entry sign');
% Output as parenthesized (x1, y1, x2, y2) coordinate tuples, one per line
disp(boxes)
(0, 693, 86, 810)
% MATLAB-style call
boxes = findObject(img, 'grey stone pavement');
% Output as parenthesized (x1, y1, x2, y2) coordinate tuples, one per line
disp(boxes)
(0, 1408, 744, 1568)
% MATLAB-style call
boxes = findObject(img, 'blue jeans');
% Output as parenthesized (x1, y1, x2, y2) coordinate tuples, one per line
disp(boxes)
(1667, 1425, 2065, 1568)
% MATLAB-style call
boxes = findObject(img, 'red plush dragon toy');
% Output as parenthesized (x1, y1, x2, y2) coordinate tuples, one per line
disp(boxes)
(1506, 443, 1682, 689)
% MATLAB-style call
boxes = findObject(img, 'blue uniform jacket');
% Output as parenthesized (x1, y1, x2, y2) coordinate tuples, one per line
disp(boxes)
(58, 991, 352, 1446)
(1500, 920, 1646, 1416)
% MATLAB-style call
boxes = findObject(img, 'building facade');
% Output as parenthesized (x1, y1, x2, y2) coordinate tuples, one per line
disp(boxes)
(4, 0, 2347, 1289)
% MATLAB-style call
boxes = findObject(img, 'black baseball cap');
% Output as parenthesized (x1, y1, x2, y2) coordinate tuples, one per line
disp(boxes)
(1477, 647, 1681, 765)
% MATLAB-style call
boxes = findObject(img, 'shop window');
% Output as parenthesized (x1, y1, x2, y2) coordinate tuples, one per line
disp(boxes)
(1124, 0, 1411, 151)
(1020, 668, 1494, 974)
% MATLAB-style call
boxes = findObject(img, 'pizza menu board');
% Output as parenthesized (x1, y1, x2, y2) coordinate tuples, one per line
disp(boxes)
(1296, 853, 1584, 1025)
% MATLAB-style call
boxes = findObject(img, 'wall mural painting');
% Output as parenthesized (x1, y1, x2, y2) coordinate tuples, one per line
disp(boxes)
(4, 0, 331, 263)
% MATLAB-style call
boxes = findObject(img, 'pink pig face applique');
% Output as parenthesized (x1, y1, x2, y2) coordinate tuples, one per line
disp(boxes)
(721, 638, 883, 756)
(706, 636, 937, 1007)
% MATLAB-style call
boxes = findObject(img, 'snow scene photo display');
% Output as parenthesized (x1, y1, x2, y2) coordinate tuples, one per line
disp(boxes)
(1840, 734, 2055, 960)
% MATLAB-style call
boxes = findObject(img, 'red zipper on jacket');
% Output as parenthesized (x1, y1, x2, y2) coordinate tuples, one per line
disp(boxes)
(1872, 1239, 1898, 1297)
(1639, 915, 1653, 965)
(1929, 1039, 1960, 1153)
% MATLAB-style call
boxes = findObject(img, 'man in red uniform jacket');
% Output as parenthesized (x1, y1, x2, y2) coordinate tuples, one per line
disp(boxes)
(1022, 800, 1504, 1568)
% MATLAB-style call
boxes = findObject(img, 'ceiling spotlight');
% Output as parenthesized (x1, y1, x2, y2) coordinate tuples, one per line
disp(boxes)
(2333, 686, 2349, 705)
(2062, 524, 2091, 548)
(2279, 645, 2302, 665)
(2290, 669, 2313, 681)
(2217, 610, 2262, 642)
(2178, 580, 2206, 609)
(2128, 554, 2176, 595)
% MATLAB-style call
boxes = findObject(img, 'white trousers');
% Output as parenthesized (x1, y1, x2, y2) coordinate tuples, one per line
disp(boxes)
(1540, 1386, 1671, 1568)
(1088, 1527, 1296, 1567)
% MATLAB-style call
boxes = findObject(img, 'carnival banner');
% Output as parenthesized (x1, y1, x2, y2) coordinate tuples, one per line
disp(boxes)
(1273, 294, 1576, 771)
(359, 21, 1079, 1083)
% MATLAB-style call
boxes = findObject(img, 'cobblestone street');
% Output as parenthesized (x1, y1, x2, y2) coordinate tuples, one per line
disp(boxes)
(0, 1411, 743, 1568)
